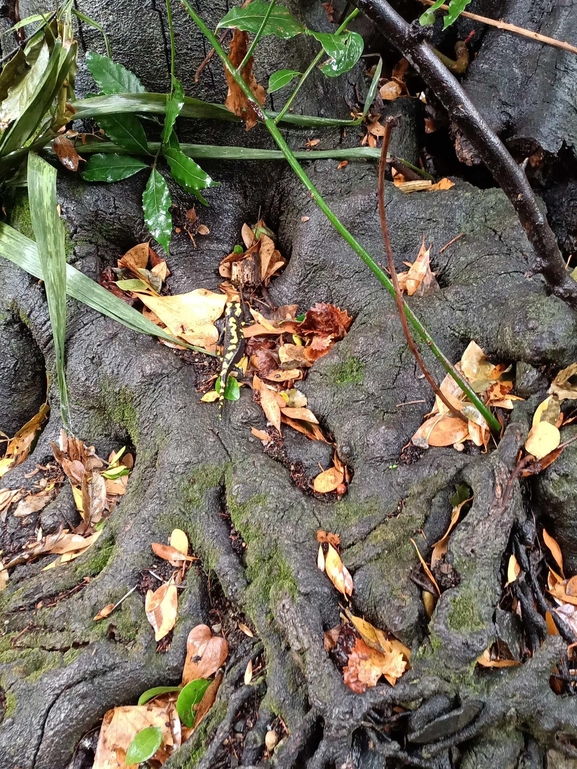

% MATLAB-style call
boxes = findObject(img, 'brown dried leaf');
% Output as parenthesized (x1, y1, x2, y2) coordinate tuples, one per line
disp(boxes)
(430, 496, 472, 568)
(13, 489, 53, 518)
(411, 538, 440, 596)
(380, 80, 403, 101)
(400, 241, 439, 297)
(264, 369, 302, 383)
(81, 469, 107, 525)
(0, 403, 49, 479)
(299, 303, 353, 339)
(343, 638, 407, 692)
(151, 542, 193, 566)
(182, 624, 229, 684)
(94, 603, 115, 621)
(505, 554, 521, 586)
(145, 581, 178, 641)
(412, 415, 469, 449)
(119, 243, 150, 273)
(476, 649, 519, 668)
(429, 178, 455, 191)
(550, 362, 577, 401)
(324, 543, 353, 596)
(281, 407, 319, 424)
(543, 528, 564, 577)
(316, 530, 341, 547)
(254, 375, 281, 432)
(323, 625, 341, 651)
(224, 30, 266, 130)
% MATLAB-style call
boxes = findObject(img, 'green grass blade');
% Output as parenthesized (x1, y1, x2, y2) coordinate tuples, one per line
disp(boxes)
(0, 222, 216, 356)
(27, 152, 70, 431)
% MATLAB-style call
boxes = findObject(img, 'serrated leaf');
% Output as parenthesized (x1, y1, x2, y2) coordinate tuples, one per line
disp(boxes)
(97, 113, 149, 155)
(85, 50, 145, 94)
(176, 679, 211, 727)
(164, 147, 215, 204)
(309, 30, 364, 78)
(142, 168, 172, 254)
(162, 77, 185, 146)
(125, 725, 163, 765)
(217, 1, 305, 39)
(137, 685, 181, 706)
(268, 69, 300, 93)
(81, 152, 148, 182)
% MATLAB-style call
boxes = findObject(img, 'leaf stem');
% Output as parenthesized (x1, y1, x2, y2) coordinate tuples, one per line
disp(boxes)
(179, 0, 502, 433)
(165, 0, 177, 81)
(274, 8, 360, 125)
(238, 0, 277, 73)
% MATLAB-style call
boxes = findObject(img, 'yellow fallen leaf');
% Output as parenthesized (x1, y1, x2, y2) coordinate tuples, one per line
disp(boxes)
(145, 581, 178, 641)
(505, 554, 520, 586)
(244, 659, 253, 685)
(313, 467, 344, 494)
(254, 376, 281, 432)
(139, 290, 226, 351)
(343, 637, 407, 691)
(0, 402, 49, 479)
(412, 415, 469, 448)
(324, 543, 353, 597)
(201, 390, 220, 403)
(525, 421, 561, 460)
(533, 396, 561, 427)
(169, 529, 189, 556)
(543, 528, 564, 576)
(429, 177, 455, 191)
(410, 538, 440, 596)
(423, 590, 436, 618)
(346, 612, 411, 660)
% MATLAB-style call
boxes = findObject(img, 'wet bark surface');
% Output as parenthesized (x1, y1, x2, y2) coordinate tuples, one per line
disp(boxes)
(1, 2, 577, 768)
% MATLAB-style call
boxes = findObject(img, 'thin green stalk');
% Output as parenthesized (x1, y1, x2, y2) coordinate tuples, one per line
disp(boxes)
(164, 0, 176, 81)
(274, 8, 360, 125)
(72, 8, 112, 57)
(238, 0, 277, 73)
(179, 0, 501, 433)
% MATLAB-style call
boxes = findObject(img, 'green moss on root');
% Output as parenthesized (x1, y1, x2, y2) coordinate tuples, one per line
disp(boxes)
(79, 537, 115, 577)
(8, 189, 73, 258)
(327, 356, 364, 385)
(184, 700, 228, 767)
(447, 588, 485, 632)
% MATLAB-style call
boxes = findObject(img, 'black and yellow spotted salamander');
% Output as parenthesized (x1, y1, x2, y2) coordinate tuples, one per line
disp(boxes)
(218, 298, 247, 417)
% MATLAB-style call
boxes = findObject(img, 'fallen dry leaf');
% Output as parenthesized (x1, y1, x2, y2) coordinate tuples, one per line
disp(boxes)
(543, 528, 564, 577)
(145, 581, 178, 641)
(253, 375, 282, 432)
(0, 403, 49, 479)
(182, 624, 229, 684)
(343, 637, 407, 692)
(224, 30, 266, 130)
(324, 543, 353, 597)
(244, 659, 253, 685)
(429, 178, 455, 191)
(0, 564, 8, 591)
(151, 542, 194, 567)
(169, 529, 189, 556)
(281, 407, 318, 424)
(189, 672, 222, 735)
(52, 135, 83, 172)
(550, 362, 577, 401)
(525, 421, 561, 460)
(430, 495, 472, 569)
(346, 612, 411, 661)
(13, 489, 54, 518)
(397, 240, 439, 297)
(412, 415, 469, 449)
(138, 290, 226, 351)
(506, 554, 521, 586)
(476, 648, 519, 668)
(94, 603, 116, 621)
(313, 467, 344, 494)
(411, 538, 440, 596)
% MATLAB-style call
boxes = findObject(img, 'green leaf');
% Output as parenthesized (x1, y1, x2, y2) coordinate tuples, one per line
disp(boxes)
(137, 685, 181, 706)
(419, 0, 444, 25)
(97, 114, 149, 155)
(362, 57, 382, 118)
(164, 148, 215, 204)
(217, 1, 305, 39)
(309, 30, 364, 78)
(81, 153, 148, 182)
(444, 0, 473, 27)
(72, 10, 111, 58)
(176, 679, 211, 728)
(268, 69, 300, 94)
(8, 13, 52, 33)
(215, 376, 241, 402)
(27, 153, 70, 431)
(125, 726, 163, 765)
(115, 279, 150, 292)
(162, 78, 185, 147)
(0, 222, 217, 352)
(0, 42, 50, 127)
(142, 168, 172, 255)
(101, 464, 131, 480)
(85, 50, 145, 94)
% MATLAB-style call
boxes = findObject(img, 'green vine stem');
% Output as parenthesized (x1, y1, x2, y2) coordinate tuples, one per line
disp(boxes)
(274, 8, 360, 124)
(179, 0, 501, 434)
(238, 0, 277, 72)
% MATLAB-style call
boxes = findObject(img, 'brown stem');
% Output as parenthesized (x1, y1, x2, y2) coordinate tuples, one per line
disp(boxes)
(378, 117, 467, 424)
(354, 0, 577, 309)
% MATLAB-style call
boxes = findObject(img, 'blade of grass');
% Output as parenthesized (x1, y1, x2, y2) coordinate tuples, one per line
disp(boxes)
(0, 222, 216, 356)
(179, 0, 501, 434)
(27, 152, 70, 431)
(71, 92, 361, 127)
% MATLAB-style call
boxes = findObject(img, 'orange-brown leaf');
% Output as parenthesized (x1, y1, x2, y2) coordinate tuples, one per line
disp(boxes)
(224, 30, 266, 130)
(145, 582, 178, 641)
(324, 543, 353, 596)
(182, 625, 229, 684)
(343, 638, 407, 692)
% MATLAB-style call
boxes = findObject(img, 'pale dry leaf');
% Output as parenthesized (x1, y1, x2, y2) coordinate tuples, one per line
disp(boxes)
(313, 467, 344, 494)
(13, 489, 53, 518)
(94, 603, 116, 621)
(532, 396, 561, 427)
(525, 421, 561, 460)
(169, 529, 189, 556)
(145, 581, 179, 641)
(244, 659, 253, 685)
(549, 362, 577, 401)
(324, 543, 353, 597)
(430, 496, 471, 569)
(543, 528, 564, 576)
(139, 290, 227, 351)
(412, 415, 469, 449)
(476, 649, 519, 668)
(411, 538, 440, 596)
(151, 542, 193, 566)
(343, 638, 407, 692)
(238, 623, 254, 637)
(0, 565, 8, 591)
(505, 554, 521, 586)
(254, 376, 281, 432)
(281, 407, 319, 424)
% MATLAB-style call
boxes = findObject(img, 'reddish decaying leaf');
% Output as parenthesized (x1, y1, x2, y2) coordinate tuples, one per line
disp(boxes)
(52, 135, 83, 172)
(343, 637, 407, 692)
(182, 625, 229, 684)
(313, 467, 344, 494)
(299, 303, 353, 339)
(224, 30, 266, 130)
(316, 530, 341, 547)
(151, 542, 193, 566)
(145, 581, 178, 641)
(324, 543, 353, 597)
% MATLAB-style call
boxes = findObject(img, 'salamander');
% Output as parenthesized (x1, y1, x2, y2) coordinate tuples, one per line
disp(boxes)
(218, 299, 246, 417)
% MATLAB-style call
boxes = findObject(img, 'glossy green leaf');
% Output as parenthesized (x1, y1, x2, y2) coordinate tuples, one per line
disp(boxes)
(101, 464, 131, 480)
(162, 78, 185, 147)
(97, 114, 149, 155)
(85, 50, 145, 94)
(137, 685, 181, 706)
(115, 278, 150, 292)
(309, 30, 364, 78)
(176, 679, 211, 728)
(125, 726, 163, 765)
(419, 0, 444, 25)
(217, 1, 304, 39)
(443, 0, 473, 27)
(268, 69, 300, 93)
(362, 57, 382, 117)
(142, 168, 172, 254)
(27, 153, 70, 431)
(164, 147, 215, 204)
(215, 376, 241, 402)
(81, 153, 148, 182)
(0, 222, 217, 352)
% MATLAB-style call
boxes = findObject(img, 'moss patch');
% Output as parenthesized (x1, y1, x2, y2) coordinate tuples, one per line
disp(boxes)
(80, 537, 115, 577)
(105, 387, 140, 444)
(327, 356, 364, 385)
(8, 189, 73, 258)
(448, 588, 485, 632)
(2, 688, 17, 720)
(184, 700, 228, 767)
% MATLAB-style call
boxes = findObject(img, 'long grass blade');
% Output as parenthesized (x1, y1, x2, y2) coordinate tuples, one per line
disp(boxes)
(0, 222, 216, 356)
(27, 152, 71, 431)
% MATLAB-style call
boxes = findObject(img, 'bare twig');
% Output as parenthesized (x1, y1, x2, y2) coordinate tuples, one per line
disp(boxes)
(353, 0, 577, 308)
(419, 0, 577, 57)
(379, 118, 467, 424)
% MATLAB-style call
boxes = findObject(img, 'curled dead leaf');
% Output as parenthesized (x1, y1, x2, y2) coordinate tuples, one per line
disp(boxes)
(182, 624, 229, 684)
(145, 581, 178, 641)
(324, 543, 353, 597)
(313, 467, 344, 494)
(224, 30, 266, 130)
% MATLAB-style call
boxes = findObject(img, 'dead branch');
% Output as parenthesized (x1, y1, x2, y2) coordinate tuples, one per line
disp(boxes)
(354, 0, 577, 309)
(379, 117, 468, 423)
(419, 0, 577, 57)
